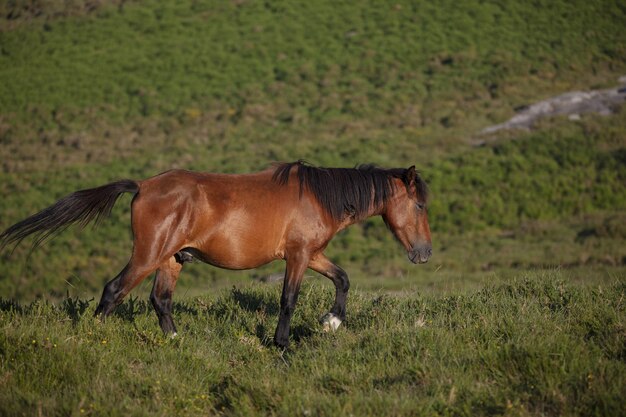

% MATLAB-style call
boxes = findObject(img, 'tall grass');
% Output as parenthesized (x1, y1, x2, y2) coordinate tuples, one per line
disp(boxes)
(0, 272, 624, 416)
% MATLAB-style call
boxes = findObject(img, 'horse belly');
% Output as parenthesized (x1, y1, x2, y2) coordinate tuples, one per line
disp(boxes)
(187, 214, 285, 270)
(186, 236, 282, 270)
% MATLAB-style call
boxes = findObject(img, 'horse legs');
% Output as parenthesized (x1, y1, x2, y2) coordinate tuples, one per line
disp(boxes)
(274, 252, 309, 349)
(150, 256, 183, 335)
(309, 253, 350, 331)
(94, 191, 190, 321)
(94, 259, 159, 318)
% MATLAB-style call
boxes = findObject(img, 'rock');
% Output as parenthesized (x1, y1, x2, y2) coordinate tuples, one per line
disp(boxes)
(481, 76, 626, 134)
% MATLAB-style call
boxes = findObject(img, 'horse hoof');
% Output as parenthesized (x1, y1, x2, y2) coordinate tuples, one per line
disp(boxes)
(170, 332, 178, 339)
(320, 313, 342, 332)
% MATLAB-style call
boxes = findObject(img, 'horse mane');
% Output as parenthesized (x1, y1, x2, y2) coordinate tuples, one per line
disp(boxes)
(271, 161, 428, 221)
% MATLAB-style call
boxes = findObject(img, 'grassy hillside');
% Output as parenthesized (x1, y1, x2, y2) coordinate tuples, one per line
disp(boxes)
(1, 0, 625, 172)
(2, 0, 624, 124)
(1, 273, 624, 416)
(1, 111, 624, 300)
(1, 0, 625, 300)
(1, 2, 625, 416)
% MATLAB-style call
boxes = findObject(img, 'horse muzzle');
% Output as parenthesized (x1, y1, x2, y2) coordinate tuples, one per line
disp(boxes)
(409, 243, 432, 264)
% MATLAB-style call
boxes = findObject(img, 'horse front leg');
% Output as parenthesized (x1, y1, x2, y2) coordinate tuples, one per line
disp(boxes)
(274, 252, 309, 349)
(308, 253, 350, 331)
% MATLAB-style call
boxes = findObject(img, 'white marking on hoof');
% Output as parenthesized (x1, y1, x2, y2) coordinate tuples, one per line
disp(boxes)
(170, 332, 178, 339)
(321, 313, 342, 332)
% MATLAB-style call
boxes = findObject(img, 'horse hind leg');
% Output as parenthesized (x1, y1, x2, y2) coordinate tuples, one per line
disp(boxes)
(94, 259, 159, 318)
(94, 189, 190, 322)
(150, 256, 183, 335)
(94, 253, 184, 325)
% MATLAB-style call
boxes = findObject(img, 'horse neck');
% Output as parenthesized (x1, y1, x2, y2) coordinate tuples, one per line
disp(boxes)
(361, 179, 407, 224)
(335, 193, 388, 230)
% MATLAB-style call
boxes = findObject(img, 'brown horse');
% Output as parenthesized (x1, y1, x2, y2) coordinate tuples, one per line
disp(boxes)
(0, 161, 431, 348)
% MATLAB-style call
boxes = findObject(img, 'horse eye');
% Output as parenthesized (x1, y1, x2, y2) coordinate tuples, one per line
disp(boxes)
(416, 203, 425, 211)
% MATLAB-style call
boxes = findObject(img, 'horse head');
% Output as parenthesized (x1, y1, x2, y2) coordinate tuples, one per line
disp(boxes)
(382, 166, 432, 264)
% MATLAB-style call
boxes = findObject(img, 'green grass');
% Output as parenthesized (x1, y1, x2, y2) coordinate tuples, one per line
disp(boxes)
(1, 111, 624, 300)
(2, 0, 624, 122)
(0, 272, 624, 416)
(1, 1, 626, 415)
(1, 0, 625, 166)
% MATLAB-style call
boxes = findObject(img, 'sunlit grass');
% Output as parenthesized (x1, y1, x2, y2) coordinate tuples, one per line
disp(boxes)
(1, 272, 624, 416)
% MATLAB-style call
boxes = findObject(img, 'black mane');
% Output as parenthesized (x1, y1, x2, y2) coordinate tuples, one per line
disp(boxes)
(272, 161, 428, 221)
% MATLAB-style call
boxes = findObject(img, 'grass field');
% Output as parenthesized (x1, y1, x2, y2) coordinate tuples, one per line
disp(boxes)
(1, 0, 625, 415)
(1, 272, 625, 417)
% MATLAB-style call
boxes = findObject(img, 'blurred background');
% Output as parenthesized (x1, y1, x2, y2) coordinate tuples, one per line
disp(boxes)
(0, 0, 624, 301)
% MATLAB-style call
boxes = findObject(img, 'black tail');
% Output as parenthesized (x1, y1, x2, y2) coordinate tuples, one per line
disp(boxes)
(0, 180, 139, 250)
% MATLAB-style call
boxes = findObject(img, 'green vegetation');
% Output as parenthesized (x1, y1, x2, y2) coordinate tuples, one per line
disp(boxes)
(1, 0, 625, 173)
(1, 111, 623, 300)
(1, 273, 624, 416)
(1, 0, 625, 415)
(3, 0, 624, 124)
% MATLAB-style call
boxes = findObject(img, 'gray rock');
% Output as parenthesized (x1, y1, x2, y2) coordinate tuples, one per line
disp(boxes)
(481, 77, 626, 134)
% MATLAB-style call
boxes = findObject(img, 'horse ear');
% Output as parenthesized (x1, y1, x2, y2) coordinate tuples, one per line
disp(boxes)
(405, 166, 417, 184)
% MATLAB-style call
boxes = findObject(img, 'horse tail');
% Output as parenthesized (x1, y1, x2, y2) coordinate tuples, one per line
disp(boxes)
(0, 180, 139, 251)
